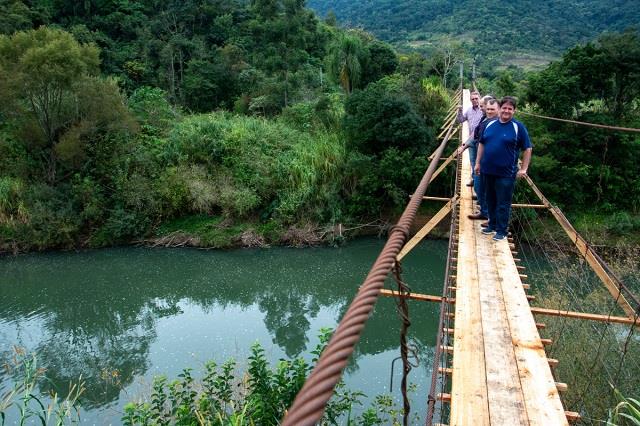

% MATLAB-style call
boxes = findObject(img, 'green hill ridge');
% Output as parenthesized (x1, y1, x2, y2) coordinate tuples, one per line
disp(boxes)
(308, 0, 640, 67)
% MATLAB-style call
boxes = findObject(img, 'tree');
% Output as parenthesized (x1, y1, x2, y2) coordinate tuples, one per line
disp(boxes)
(430, 39, 463, 88)
(361, 40, 398, 86)
(326, 32, 364, 95)
(0, 27, 134, 183)
(0, 27, 100, 182)
(597, 29, 640, 118)
(343, 75, 430, 155)
(496, 70, 516, 97)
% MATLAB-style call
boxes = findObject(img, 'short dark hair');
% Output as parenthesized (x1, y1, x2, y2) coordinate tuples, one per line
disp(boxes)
(500, 96, 517, 108)
(485, 98, 498, 106)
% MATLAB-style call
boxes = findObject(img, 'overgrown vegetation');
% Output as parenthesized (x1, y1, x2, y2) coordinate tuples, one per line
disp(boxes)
(0, 1, 452, 253)
(0, 348, 84, 425)
(1, 330, 414, 425)
(0, 1, 638, 253)
(527, 247, 640, 425)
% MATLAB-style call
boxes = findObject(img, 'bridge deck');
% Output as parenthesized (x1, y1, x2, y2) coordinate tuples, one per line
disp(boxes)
(448, 90, 568, 425)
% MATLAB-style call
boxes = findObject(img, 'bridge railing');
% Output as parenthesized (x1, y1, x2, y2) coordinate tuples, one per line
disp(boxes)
(281, 89, 463, 426)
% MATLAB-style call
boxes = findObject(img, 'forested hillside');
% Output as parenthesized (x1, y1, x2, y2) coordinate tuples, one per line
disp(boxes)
(0, 0, 639, 253)
(0, 0, 451, 253)
(308, 0, 640, 67)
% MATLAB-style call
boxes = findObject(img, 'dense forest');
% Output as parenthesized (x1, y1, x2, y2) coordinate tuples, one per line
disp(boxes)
(0, 0, 639, 253)
(0, 0, 450, 253)
(308, 0, 640, 69)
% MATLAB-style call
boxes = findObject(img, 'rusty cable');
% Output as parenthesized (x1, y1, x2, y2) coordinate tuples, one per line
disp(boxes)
(281, 115, 459, 426)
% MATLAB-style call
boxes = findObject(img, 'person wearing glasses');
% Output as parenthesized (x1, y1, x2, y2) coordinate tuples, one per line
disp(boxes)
(457, 91, 484, 187)
(468, 97, 498, 221)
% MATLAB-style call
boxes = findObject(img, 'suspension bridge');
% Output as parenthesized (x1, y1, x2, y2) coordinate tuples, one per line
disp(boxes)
(281, 85, 640, 425)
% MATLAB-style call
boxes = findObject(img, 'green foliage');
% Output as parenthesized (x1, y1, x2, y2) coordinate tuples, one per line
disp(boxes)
(607, 390, 640, 426)
(606, 212, 640, 237)
(120, 328, 405, 425)
(339, 74, 445, 217)
(326, 31, 365, 94)
(344, 75, 431, 155)
(164, 112, 346, 223)
(0, 3, 449, 253)
(0, 27, 135, 183)
(522, 29, 640, 213)
(128, 87, 179, 135)
(307, 0, 640, 72)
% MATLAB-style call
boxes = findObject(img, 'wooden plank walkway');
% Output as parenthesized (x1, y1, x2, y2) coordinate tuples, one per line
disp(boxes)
(448, 90, 568, 425)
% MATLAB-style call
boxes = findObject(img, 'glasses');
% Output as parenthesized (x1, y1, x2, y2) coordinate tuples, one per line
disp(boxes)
(471, 98, 479, 101)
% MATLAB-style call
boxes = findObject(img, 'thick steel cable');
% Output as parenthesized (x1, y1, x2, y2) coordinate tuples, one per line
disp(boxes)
(518, 110, 640, 133)
(282, 114, 459, 426)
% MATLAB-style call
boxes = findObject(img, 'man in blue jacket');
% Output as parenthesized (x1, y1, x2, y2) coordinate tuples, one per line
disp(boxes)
(474, 96, 532, 241)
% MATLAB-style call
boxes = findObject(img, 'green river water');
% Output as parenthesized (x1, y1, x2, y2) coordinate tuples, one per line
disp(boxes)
(0, 237, 448, 424)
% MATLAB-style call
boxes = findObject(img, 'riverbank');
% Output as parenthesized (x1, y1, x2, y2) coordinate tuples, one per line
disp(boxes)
(144, 208, 640, 251)
(1, 202, 638, 255)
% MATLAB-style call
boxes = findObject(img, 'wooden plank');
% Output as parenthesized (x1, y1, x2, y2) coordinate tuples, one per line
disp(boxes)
(512, 203, 548, 208)
(476, 220, 529, 424)
(449, 91, 490, 426)
(493, 241, 569, 425)
(441, 345, 454, 354)
(397, 197, 455, 261)
(438, 115, 458, 138)
(530, 307, 640, 326)
(379, 288, 450, 303)
(429, 151, 457, 183)
(438, 367, 453, 375)
(423, 196, 451, 201)
(566, 412, 581, 423)
(438, 393, 452, 402)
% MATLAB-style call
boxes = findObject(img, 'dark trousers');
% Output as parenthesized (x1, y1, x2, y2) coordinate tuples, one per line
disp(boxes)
(482, 174, 516, 236)
(468, 141, 488, 217)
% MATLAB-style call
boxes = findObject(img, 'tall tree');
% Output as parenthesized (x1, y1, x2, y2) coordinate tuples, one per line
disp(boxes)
(0, 28, 99, 182)
(326, 32, 364, 95)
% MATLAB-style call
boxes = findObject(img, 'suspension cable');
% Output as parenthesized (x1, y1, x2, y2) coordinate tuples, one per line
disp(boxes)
(281, 113, 460, 426)
(518, 110, 640, 133)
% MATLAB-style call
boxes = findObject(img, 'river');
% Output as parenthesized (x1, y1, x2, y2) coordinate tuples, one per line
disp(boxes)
(0, 237, 448, 424)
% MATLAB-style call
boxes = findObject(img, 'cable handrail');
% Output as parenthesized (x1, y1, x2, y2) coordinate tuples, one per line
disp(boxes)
(281, 98, 461, 426)
(518, 110, 640, 133)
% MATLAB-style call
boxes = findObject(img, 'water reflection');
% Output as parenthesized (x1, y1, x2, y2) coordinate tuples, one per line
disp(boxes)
(0, 238, 446, 421)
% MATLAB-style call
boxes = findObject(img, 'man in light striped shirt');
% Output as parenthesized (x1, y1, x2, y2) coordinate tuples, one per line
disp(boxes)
(457, 91, 484, 186)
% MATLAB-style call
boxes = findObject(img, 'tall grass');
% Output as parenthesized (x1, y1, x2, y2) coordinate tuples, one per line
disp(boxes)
(0, 347, 84, 425)
(165, 112, 346, 223)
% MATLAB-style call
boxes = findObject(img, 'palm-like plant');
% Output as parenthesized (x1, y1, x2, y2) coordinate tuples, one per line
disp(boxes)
(607, 389, 640, 426)
(326, 33, 364, 95)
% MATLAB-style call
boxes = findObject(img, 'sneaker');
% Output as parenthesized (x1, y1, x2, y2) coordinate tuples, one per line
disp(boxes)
(493, 233, 507, 241)
(480, 221, 489, 228)
(481, 228, 495, 235)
